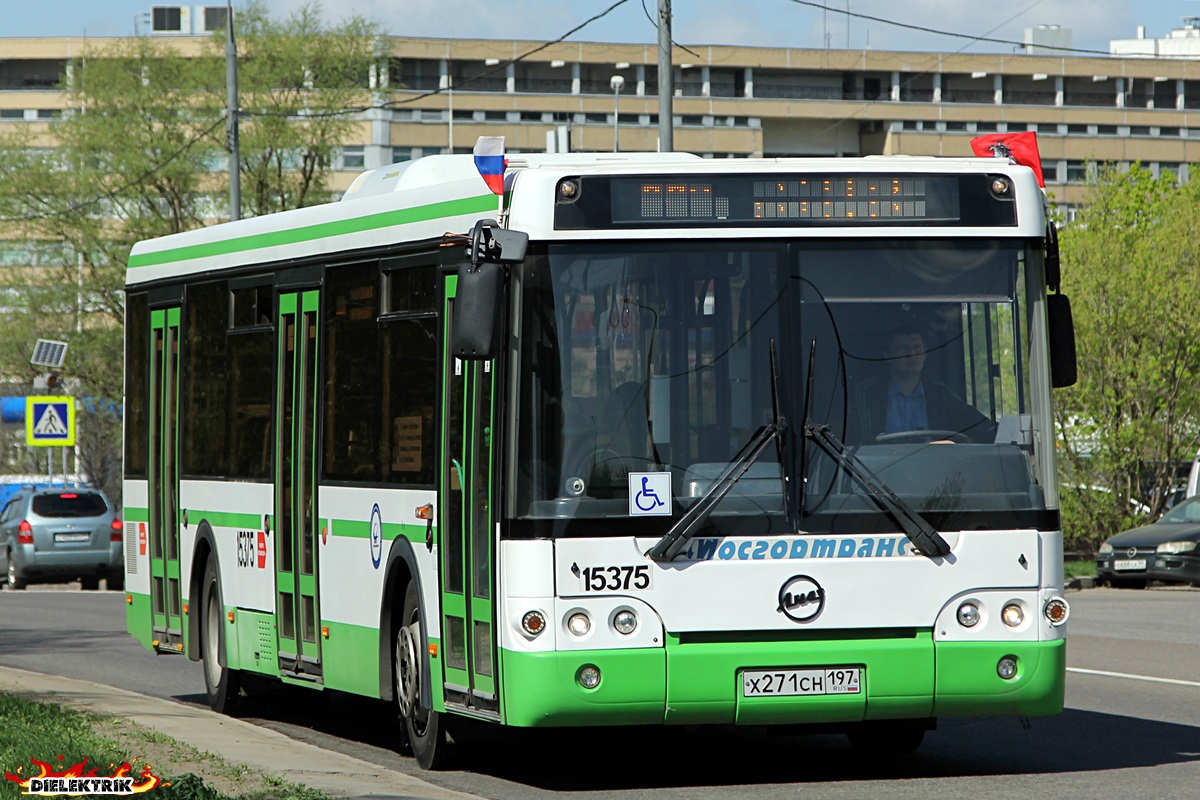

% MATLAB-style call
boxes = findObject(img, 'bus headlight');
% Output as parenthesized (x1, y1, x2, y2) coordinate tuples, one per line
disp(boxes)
(997, 656, 1018, 680)
(567, 612, 591, 637)
(612, 610, 637, 635)
(956, 602, 981, 628)
(1001, 603, 1025, 628)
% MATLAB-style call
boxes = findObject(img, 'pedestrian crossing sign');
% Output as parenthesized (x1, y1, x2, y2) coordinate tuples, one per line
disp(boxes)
(26, 396, 75, 447)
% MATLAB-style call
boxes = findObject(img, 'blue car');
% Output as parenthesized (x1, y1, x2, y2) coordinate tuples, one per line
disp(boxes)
(0, 486, 123, 590)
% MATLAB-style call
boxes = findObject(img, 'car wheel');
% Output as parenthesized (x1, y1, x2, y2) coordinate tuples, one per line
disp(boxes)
(201, 556, 243, 714)
(6, 552, 26, 590)
(107, 572, 125, 591)
(395, 581, 452, 769)
(80, 576, 100, 591)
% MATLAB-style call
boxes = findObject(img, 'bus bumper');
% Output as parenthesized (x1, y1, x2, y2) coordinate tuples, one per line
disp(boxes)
(498, 634, 1064, 727)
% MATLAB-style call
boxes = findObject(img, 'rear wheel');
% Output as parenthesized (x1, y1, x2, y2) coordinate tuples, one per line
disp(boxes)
(107, 572, 125, 591)
(201, 557, 243, 714)
(395, 581, 451, 769)
(80, 576, 100, 591)
(6, 552, 26, 590)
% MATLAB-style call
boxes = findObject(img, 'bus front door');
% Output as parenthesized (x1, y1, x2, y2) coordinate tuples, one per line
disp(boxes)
(274, 290, 323, 680)
(148, 307, 184, 653)
(438, 286, 499, 717)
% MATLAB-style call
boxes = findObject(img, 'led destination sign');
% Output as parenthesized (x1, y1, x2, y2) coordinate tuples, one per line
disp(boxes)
(553, 173, 1017, 229)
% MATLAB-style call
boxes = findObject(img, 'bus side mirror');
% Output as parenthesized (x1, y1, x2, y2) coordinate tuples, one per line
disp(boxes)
(1048, 293, 1077, 388)
(452, 261, 505, 360)
(451, 220, 527, 361)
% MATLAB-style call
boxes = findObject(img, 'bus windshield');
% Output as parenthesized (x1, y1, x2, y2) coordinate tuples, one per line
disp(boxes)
(508, 238, 1052, 539)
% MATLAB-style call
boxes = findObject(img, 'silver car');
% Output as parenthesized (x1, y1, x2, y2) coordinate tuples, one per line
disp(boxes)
(0, 486, 123, 590)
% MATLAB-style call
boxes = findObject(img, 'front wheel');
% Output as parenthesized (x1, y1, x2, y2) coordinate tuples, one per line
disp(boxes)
(201, 557, 243, 714)
(395, 581, 451, 769)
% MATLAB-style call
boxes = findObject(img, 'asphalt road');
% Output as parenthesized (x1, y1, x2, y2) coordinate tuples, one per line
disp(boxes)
(2, 584, 1199, 799)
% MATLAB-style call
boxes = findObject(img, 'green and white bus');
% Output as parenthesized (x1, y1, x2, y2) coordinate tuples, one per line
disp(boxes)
(123, 150, 1075, 768)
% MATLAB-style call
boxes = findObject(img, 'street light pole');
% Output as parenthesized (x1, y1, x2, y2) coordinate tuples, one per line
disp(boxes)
(610, 74, 624, 152)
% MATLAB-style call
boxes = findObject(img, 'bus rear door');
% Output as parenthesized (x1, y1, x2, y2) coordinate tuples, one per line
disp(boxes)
(148, 307, 184, 653)
(274, 289, 323, 680)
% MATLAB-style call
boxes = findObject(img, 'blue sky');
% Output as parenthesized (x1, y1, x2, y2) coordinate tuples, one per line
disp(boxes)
(7, 1, 1200, 55)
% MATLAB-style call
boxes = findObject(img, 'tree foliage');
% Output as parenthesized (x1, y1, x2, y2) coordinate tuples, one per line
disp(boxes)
(1056, 163, 1200, 552)
(0, 2, 380, 502)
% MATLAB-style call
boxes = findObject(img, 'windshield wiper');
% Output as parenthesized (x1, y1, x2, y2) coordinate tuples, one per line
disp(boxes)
(646, 341, 790, 562)
(645, 419, 786, 562)
(803, 422, 951, 559)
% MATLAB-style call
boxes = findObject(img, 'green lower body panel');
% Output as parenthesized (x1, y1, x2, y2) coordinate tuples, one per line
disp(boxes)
(933, 638, 1065, 717)
(320, 620, 381, 698)
(125, 592, 154, 652)
(496, 634, 1065, 729)
(671, 632, 935, 726)
(228, 609, 279, 677)
(500, 647, 667, 727)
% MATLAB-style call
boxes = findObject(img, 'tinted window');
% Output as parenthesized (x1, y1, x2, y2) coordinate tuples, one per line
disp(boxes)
(182, 281, 229, 476)
(33, 492, 108, 518)
(124, 293, 149, 476)
(324, 259, 438, 486)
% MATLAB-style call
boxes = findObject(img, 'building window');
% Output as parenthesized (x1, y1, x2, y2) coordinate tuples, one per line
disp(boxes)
(152, 6, 182, 32)
(340, 146, 365, 170)
(203, 6, 227, 32)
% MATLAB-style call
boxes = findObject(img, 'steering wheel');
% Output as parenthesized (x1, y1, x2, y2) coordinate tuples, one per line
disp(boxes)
(875, 429, 969, 445)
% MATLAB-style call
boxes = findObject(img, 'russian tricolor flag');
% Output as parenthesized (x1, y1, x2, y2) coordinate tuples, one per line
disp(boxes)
(473, 136, 507, 195)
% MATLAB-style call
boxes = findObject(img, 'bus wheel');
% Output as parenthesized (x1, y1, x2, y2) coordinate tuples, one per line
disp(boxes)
(395, 581, 450, 769)
(201, 557, 243, 715)
(847, 721, 927, 755)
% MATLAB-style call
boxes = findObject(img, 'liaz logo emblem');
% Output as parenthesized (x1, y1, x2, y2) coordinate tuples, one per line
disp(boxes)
(777, 575, 825, 622)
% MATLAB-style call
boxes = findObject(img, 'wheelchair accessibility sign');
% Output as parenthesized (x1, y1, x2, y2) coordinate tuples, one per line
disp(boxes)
(628, 472, 671, 516)
(26, 396, 75, 447)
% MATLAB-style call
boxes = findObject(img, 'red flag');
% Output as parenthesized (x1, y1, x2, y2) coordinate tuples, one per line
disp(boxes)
(970, 131, 1044, 188)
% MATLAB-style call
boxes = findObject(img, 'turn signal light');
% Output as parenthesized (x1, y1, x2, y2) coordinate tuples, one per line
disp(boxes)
(1043, 597, 1070, 627)
(521, 610, 547, 637)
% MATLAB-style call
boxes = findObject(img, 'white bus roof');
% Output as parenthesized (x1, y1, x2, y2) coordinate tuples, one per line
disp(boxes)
(126, 153, 1043, 287)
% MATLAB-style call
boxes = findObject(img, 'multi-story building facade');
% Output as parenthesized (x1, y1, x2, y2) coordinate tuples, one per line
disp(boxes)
(5, 17, 1200, 230)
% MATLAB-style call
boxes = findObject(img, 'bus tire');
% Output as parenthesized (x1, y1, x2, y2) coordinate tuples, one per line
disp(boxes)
(395, 581, 450, 769)
(201, 556, 243, 715)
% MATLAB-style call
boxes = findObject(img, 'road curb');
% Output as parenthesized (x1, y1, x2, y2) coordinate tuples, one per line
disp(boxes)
(0, 666, 479, 800)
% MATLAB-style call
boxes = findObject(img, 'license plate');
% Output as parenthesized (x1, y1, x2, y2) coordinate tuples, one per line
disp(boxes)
(54, 533, 90, 543)
(742, 667, 861, 697)
(1113, 559, 1146, 571)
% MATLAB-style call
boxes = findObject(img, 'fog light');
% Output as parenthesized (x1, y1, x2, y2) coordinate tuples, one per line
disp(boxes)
(577, 664, 601, 689)
(956, 602, 980, 628)
(567, 612, 591, 637)
(1001, 603, 1024, 628)
(997, 656, 1018, 680)
(613, 610, 637, 635)
(521, 610, 546, 637)
(1043, 596, 1070, 627)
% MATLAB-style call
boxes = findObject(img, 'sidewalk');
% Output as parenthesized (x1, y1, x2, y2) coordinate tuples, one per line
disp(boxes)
(0, 666, 480, 800)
